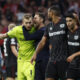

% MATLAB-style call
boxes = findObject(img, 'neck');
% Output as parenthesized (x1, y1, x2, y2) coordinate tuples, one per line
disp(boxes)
(22, 25, 29, 31)
(52, 16, 61, 24)
(70, 25, 78, 32)
(38, 23, 44, 30)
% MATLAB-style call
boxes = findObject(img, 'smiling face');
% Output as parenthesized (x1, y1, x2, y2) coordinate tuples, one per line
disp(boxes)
(66, 17, 76, 31)
(33, 14, 43, 28)
(33, 14, 40, 27)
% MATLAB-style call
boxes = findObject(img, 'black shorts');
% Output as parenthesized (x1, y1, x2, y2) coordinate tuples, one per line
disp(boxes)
(6, 65, 17, 78)
(35, 59, 48, 80)
(66, 68, 80, 79)
(45, 60, 68, 80)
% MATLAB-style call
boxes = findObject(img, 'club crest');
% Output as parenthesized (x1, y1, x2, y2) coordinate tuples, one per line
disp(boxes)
(60, 24, 65, 28)
(50, 27, 52, 30)
(74, 35, 79, 40)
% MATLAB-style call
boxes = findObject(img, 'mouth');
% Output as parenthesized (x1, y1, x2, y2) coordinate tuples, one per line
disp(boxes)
(27, 26, 31, 29)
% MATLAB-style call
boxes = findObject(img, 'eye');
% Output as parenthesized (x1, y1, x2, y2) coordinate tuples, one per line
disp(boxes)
(26, 22, 32, 24)
(29, 22, 32, 24)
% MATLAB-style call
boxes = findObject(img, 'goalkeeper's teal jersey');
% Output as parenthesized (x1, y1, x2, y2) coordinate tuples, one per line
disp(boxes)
(7, 25, 35, 61)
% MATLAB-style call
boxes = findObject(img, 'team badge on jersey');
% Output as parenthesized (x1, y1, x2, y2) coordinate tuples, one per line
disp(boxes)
(50, 27, 52, 30)
(60, 24, 65, 28)
(67, 35, 69, 38)
(74, 35, 79, 40)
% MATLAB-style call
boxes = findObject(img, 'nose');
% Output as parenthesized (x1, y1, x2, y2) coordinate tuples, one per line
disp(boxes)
(33, 18, 35, 22)
(67, 22, 71, 26)
(67, 21, 70, 24)
(33, 19, 35, 22)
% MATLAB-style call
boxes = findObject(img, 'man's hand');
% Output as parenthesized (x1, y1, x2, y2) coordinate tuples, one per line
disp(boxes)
(0, 33, 8, 39)
(30, 36, 47, 64)
(67, 55, 75, 62)
(0, 34, 3, 39)
(31, 53, 37, 64)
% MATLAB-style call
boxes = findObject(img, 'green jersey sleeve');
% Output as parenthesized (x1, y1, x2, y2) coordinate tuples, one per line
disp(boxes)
(7, 27, 18, 38)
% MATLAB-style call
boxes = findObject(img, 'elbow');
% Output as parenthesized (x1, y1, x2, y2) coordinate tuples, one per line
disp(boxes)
(39, 41, 45, 47)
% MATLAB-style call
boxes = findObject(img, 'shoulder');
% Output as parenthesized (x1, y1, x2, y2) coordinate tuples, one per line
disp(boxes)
(59, 18, 66, 26)
(45, 22, 53, 30)
(77, 27, 80, 33)
(10, 25, 23, 33)
(10, 38, 16, 41)
(14, 25, 22, 30)
(47, 22, 53, 27)
(29, 26, 35, 33)
(61, 17, 66, 22)
(59, 18, 67, 29)
(10, 38, 17, 44)
(40, 27, 46, 31)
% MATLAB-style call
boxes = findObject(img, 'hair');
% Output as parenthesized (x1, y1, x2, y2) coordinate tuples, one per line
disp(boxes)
(23, 13, 32, 20)
(67, 10, 77, 15)
(35, 12, 45, 23)
(48, 5, 61, 16)
(8, 23, 16, 30)
(66, 12, 80, 26)
(65, 13, 76, 19)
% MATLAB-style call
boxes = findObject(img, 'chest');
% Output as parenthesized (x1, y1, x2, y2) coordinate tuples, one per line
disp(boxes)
(68, 31, 80, 42)
(68, 31, 80, 47)
(16, 29, 25, 42)
(48, 23, 67, 41)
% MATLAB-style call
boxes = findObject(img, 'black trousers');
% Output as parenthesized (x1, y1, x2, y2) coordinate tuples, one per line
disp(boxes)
(35, 59, 49, 80)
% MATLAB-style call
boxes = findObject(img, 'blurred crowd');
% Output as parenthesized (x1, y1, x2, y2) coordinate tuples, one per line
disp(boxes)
(0, 0, 80, 79)
(0, 0, 80, 27)
(0, 0, 80, 50)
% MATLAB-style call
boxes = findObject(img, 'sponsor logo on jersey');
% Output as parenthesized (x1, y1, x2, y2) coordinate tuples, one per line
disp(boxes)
(49, 30, 65, 37)
(74, 35, 79, 40)
(11, 38, 16, 44)
(67, 35, 69, 38)
(68, 41, 80, 46)
(50, 27, 52, 30)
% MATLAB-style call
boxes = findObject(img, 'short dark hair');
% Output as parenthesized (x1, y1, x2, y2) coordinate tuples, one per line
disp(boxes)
(66, 12, 80, 26)
(68, 10, 77, 15)
(65, 13, 76, 19)
(35, 12, 45, 23)
(49, 5, 61, 16)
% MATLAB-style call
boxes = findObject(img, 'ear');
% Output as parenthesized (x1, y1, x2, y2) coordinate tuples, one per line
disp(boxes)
(41, 18, 43, 22)
(51, 11, 55, 17)
(74, 19, 77, 23)
(22, 19, 24, 24)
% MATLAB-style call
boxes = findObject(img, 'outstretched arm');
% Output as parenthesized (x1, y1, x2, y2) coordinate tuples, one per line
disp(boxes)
(23, 28, 44, 40)
(11, 45, 18, 57)
(31, 25, 49, 63)
(10, 38, 18, 57)
(0, 33, 8, 39)
(31, 36, 47, 63)
(67, 51, 80, 62)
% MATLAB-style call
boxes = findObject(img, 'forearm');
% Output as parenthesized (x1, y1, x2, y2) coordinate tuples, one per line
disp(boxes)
(31, 36, 47, 63)
(11, 46, 18, 57)
(13, 50, 18, 57)
(72, 51, 80, 58)
(33, 36, 47, 57)
(35, 41, 45, 55)
(0, 33, 8, 39)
